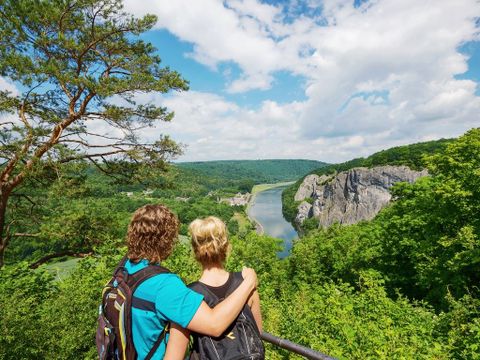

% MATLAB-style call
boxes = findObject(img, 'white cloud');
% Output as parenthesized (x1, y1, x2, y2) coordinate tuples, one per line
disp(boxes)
(0, 77, 21, 132)
(0, 77, 19, 96)
(132, 91, 307, 160)
(123, 0, 290, 92)
(122, 0, 480, 162)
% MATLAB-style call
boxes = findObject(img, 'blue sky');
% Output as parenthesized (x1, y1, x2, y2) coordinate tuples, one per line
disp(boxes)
(119, 1, 480, 161)
(141, 29, 308, 108)
(143, 11, 480, 107)
(1, 0, 478, 163)
(456, 42, 480, 93)
(0, 0, 480, 162)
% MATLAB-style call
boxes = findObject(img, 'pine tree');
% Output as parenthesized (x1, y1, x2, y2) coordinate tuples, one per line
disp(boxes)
(0, 0, 188, 266)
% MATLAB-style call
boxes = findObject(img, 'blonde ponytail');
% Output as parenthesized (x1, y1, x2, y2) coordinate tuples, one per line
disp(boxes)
(189, 216, 229, 266)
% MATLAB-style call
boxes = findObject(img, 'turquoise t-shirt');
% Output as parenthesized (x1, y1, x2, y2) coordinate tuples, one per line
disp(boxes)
(125, 259, 204, 360)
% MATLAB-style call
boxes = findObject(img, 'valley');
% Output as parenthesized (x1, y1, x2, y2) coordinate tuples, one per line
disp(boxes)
(2, 130, 479, 359)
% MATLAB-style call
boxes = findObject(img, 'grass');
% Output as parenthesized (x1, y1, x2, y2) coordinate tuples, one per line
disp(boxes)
(43, 257, 81, 281)
(179, 235, 190, 244)
(251, 181, 295, 195)
(232, 212, 252, 233)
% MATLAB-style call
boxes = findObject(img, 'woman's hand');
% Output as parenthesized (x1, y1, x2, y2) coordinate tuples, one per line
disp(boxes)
(242, 267, 258, 289)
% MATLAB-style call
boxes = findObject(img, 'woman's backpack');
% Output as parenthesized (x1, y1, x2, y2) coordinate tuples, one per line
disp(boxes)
(188, 272, 265, 360)
(96, 256, 170, 360)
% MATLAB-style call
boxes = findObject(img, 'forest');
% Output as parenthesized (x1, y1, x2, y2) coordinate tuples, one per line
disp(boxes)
(1, 129, 479, 359)
(177, 160, 327, 185)
(0, 1, 478, 359)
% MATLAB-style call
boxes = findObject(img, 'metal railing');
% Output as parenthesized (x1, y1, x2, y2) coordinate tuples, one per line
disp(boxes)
(261, 332, 337, 360)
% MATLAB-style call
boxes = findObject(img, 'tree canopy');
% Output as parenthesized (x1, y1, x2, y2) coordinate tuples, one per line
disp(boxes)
(0, 128, 478, 359)
(0, 0, 188, 266)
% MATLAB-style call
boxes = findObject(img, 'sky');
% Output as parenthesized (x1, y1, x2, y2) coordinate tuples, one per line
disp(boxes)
(3, 0, 480, 163)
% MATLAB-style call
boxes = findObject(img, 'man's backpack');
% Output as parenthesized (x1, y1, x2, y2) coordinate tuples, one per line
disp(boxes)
(188, 272, 265, 360)
(96, 256, 170, 360)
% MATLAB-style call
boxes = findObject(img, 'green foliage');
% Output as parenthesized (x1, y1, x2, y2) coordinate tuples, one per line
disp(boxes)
(178, 159, 328, 184)
(0, 264, 55, 359)
(299, 216, 320, 234)
(376, 128, 480, 308)
(7, 183, 146, 263)
(438, 293, 480, 359)
(1, 126, 479, 358)
(6, 162, 240, 264)
(0, 228, 472, 360)
(266, 278, 446, 359)
(0, 0, 188, 267)
(288, 129, 480, 311)
(0, 255, 123, 360)
(39, 257, 120, 359)
(281, 179, 303, 223)
(227, 232, 285, 287)
(289, 222, 382, 287)
(227, 218, 240, 235)
(279, 129, 479, 357)
(167, 198, 238, 236)
(151, 165, 255, 198)
(312, 137, 452, 176)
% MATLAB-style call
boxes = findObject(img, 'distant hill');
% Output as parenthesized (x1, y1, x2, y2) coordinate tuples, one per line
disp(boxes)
(176, 159, 328, 184)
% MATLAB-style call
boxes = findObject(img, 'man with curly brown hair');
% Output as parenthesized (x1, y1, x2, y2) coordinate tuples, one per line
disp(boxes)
(124, 204, 258, 360)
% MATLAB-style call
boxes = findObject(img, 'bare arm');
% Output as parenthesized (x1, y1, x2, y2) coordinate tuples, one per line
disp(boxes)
(186, 268, 257, 337)
(248, 289, 263, 333)
(164, 323, 190, 360)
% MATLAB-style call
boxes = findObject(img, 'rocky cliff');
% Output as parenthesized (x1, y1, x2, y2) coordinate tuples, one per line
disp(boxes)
(294, 165, 428, 228)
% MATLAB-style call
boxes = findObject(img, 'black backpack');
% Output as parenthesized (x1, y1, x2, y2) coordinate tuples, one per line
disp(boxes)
(96, 256, 170, 360)
(188, 272, 265, 360)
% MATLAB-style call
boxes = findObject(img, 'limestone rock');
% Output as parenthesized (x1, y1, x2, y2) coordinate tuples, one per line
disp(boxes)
(294, 174, 330, 201)
(295, 201, 313, 225)
(295, 165, 428, 228)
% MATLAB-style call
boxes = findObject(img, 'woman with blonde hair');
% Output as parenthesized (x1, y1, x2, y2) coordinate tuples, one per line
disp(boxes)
(165, 216, 264, 359)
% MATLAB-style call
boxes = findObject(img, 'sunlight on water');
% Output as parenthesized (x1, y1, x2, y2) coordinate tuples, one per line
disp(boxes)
(248, 186, 298, 258)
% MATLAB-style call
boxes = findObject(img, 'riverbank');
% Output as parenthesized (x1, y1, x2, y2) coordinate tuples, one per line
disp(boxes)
(251, 181, 295, 195)
(247, 181, 295, 235)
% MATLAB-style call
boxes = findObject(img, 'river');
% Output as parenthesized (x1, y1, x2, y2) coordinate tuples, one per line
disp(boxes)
(248, 186, 298, 258)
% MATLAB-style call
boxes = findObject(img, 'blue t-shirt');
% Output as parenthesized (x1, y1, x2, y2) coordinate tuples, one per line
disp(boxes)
(125, 259, 204, 360)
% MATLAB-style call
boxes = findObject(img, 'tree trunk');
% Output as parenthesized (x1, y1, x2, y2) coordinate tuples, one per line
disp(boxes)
(0, 246, 4, 268)
(0, 187, 11, 268)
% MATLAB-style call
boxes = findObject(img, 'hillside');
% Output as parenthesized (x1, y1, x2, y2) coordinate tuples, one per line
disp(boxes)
(1, 129, 479, 359)
(312, 138, 452, 176)
(176, 159, 328, 184)
(282, 138, 453, 223)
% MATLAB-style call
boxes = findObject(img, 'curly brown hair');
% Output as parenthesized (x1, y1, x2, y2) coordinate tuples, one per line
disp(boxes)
(126, 204, 179, 264)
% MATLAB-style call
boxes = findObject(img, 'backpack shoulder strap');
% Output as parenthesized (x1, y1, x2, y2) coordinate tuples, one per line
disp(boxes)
(225, 272, 244, 297)
(144, 323, 169, 360)
(225, 272, 258, 324)
(188, 281, 221, 307)
(124, 262, 171, 360)
(126, 264, 171, 292)
(127, 264, 171, 311)
(111, 255, 129, 278)
(118, 255, 129, 267)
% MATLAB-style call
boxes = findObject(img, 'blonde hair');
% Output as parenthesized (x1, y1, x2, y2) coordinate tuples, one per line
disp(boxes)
(189, 216, 229, 266)
(127, 204, 179, 264)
